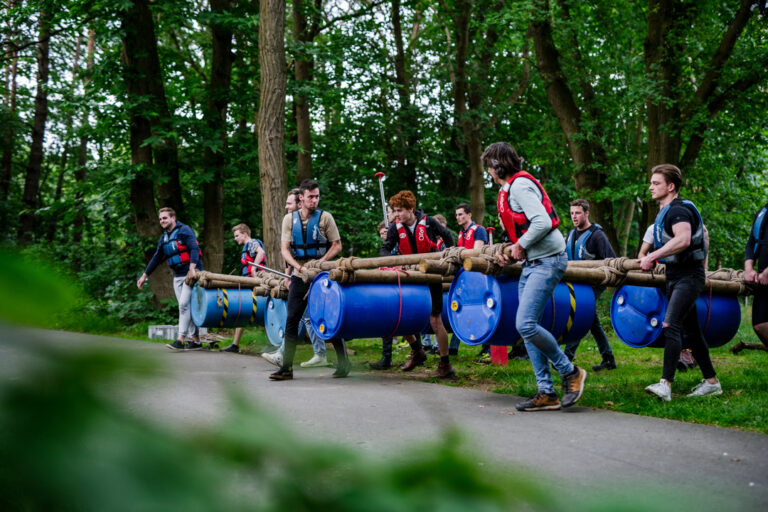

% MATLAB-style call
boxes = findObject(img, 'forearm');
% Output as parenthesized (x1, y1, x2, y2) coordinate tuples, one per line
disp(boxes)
(322, 240, 342, 261)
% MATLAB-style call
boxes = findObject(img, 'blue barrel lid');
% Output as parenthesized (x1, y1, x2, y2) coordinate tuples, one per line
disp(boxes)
(611, 285, 666, 348)
(447, 269, 503, 346)
(265, 297, 288, 346)
(190, 283, 208, 327)
(307, 272, 344, 339)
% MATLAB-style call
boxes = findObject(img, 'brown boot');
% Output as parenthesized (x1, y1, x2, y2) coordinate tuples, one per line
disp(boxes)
(400, 348, 427, 371)
(433, 360, 456, 379)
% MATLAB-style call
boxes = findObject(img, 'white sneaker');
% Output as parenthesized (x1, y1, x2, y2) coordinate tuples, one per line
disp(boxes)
(300, 354, 328, 368)
(645, 379, 672, 402)
(261, 351, 283, 367)
(687, 379, 723, 397)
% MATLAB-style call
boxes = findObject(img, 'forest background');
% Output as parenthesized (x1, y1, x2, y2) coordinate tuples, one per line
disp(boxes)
(2, 0, 767, 328)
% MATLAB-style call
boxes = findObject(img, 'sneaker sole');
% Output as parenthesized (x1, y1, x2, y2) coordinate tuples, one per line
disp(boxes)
(562, 369, 587, 408)
(166, 344, 184, 350)
(300, 362, 328, 368)
(645, 388, 671, 401)
(516, 404, 561, 411)
(687, 390, 723, 397)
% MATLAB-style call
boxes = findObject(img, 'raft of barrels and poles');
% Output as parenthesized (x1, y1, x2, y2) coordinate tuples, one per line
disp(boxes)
(186, 244, 755, 355)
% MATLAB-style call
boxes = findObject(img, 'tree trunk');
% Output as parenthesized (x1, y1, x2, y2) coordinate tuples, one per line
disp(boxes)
(121, 0, 174, 304)
(258, 0, 288, 270)
(202, 0, 234, 274)
(72, 28, 96, 270)
(17, 8, 51, 244)
(529, 0, 618, 250)
(390, 0, 418, 191)
(293, 0, 320, 185)
(1, 0, 19, 204)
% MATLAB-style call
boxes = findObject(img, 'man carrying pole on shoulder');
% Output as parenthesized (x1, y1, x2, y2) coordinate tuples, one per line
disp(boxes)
(482, 142, 587, 411)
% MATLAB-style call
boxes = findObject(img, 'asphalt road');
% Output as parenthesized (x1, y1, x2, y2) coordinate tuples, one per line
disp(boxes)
(1, 326, 767, 510)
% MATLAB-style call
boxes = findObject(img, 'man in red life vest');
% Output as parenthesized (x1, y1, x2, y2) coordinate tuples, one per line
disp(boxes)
(455, 202, 488, 250)
(482, 142, 587, 411)
(380, 190, 456, 378)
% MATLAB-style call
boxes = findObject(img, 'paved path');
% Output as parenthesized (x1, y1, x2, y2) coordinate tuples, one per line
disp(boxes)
(2, 327, 767, 510)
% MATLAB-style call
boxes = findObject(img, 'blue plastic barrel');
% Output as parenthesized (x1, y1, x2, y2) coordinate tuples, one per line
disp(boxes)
(610, 285, 666, 348)
(191, 284, 267, 328)
(610, 285, 741, 348)
(264, 297, 288, 347)
(447, 270, 596, 346)
(696, 293, 741, 348)
(307, 271, 432, 340)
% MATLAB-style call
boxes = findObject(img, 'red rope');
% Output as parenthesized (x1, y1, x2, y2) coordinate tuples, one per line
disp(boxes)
(380, 267, 407, 338)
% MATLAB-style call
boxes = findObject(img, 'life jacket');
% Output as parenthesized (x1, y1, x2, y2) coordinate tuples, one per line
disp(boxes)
(751, 204, 768, 255)
(241, 239, 266, 276)
(458, 223, 480, 248)
(290, 210, 330, 259)
(566, 224, 602, 261)
(497, 171, 560, 243)
(396, 217, 440, 255)
(653, 198, 706, 264)
(162, 226, 191, 269)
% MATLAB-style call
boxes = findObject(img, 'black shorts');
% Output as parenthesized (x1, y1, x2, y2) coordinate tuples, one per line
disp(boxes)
(429, 283, 443, 316)
(753, 286, 768, 326)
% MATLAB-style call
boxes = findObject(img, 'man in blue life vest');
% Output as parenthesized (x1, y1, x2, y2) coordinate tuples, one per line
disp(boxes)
(269, 179, 351, 381)
(639, 164, 721, 401)
(220, 223, 266, 353)
(137, 207, 204, 350)
(735, 202, 768, 353)
(563, 199, 617, 371)
(379, 190, 457, 378)
(482, 142, 587, 411)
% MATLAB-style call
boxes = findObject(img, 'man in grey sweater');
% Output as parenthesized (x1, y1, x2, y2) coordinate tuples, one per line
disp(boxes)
(481, 142, 587, 411)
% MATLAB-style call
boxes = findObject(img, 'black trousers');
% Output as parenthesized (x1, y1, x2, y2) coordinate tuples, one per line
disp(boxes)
(661, 270, 716, 382)
(282, 275, 348, 370)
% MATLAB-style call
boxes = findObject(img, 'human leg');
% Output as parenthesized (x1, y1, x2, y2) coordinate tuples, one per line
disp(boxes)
(660, 275, 704, 383)
(270, 277, 309, 380)
(515, 255, 573, 394)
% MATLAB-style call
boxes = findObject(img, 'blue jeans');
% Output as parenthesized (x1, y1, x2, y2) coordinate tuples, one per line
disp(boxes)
(516, 252, 574, 394)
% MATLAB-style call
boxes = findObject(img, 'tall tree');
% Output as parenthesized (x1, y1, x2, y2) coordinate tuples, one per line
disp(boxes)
(120, 0, 174, 303)
(201, 0, 235, 273)
(17, 8, 51, 243)
(258, 0, 288, 269)
(292, 0, 322, 184)
(1, 0, 19, 205)
(529, 0, 618, 249)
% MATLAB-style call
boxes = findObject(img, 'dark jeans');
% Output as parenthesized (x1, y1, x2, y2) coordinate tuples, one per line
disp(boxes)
(564, 288, 613, 361)
(661, 270, 716, 382)
(282, 276, 348, 370)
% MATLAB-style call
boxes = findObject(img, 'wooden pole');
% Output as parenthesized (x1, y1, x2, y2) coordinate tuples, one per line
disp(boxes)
(328, 268, 445, 285)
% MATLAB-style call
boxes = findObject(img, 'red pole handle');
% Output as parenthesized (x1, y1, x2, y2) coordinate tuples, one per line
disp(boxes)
(374, 172, 386, 180)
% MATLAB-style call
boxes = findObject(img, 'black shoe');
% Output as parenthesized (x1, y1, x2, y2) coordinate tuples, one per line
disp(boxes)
(369, 358, 392, 370)
(184, 341, 203, 351)
(429, 346, 440, 355)
(269, 368, 293, 381)
(515, 391, 561, 411)
(220, 344, 239, 353)
(332, 362, 351, 378)
(592, 355, 617, 372)
(561, 366, 587, 408)
(166, 340, 185, 350)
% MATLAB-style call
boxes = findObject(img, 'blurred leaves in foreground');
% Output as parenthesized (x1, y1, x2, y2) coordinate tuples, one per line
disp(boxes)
(0, 246, 82, 328)
(0, 339, 550, 511)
